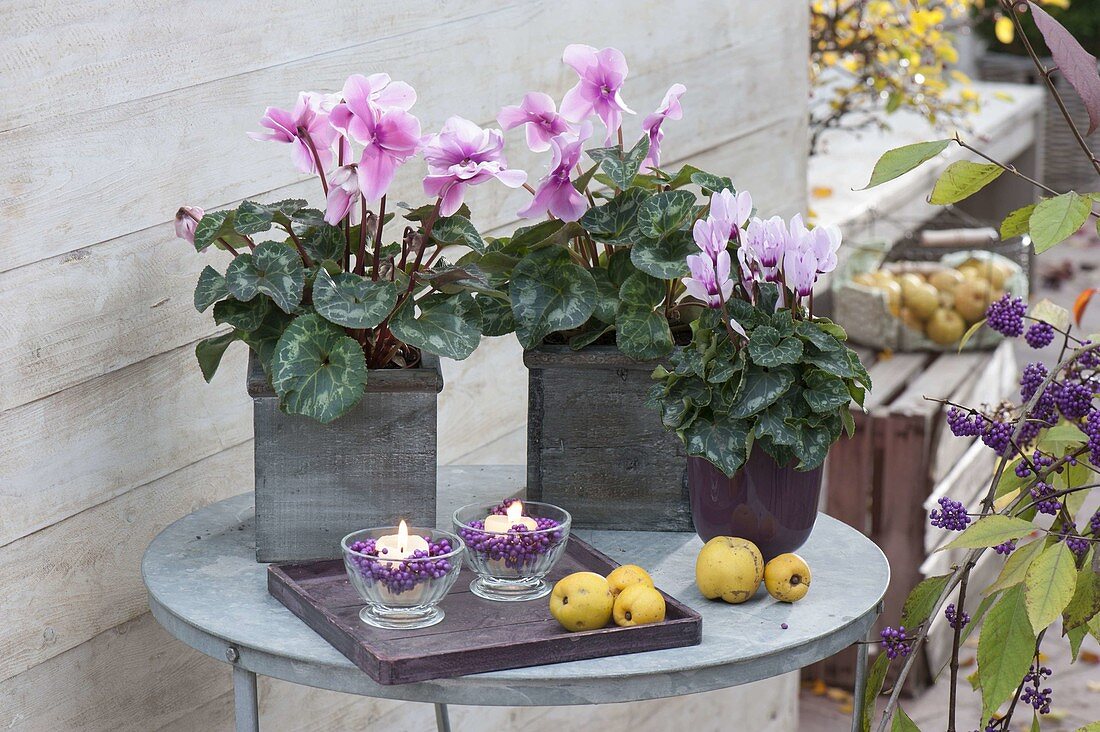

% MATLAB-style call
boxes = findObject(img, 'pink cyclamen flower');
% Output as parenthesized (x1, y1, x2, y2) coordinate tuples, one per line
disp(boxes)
(560, 44, 635, 145)
(743, 216, 789, 281)
(174, 206, 204, 244)
(249, 92, 341, 174)
(498, 92, 574, 153)
(710, 189, 753, 238)
(641, 83, 685, 169)
(809, 223, 842, 274)
(422, 117, 527, 217)
(692, 217, 729, 260)
(324, 165, 361, 225)
(330, 112, 420, 203)
(339, 73, 417, 112)
(518, 125, 592, 222)
(782, 244, 818, 298)
(683, 250, 734, 308)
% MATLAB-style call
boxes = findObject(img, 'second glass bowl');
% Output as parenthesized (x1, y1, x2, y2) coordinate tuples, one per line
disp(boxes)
(453, 500, 571, 602)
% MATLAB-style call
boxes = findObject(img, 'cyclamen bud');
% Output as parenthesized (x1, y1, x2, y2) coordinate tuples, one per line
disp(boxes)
(175, 206, 205, 245)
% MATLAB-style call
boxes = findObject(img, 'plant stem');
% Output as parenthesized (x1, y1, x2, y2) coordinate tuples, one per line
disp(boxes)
(355, 198, 370, 277)
(371, 195, 386, 281)
(299, 128, 330, 196)
(214, 237, 240, 257)
(281, 224, 312, 268)
(946, 566, 971, 732)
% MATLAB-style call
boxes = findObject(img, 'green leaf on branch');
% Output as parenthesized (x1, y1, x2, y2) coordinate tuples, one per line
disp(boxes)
(860, 653, 891, 732)
(958, 318, 987, 351)
(432, 215, 487, 254)
(510, 245, 597, 348)
(637, 190, 696, 240)
(271, 313, 367, 423)
(942, 515, 1035, 550)
(984, 539, 1046, 596)
(1024, 541, 1078, 634)
(615, 307, 673, 360)
(214, 296, 270, 332)
(929, 161, 1004, 205)
(1063, 548, 1100, 630)
(313, 270, 398, 329)
(390, 292, 483, 361)
(1000, 204, 1037, 239)
(748, 326, 804, 367)
(978, 586, 1037, 719)
(729, 365, 794, 418)
(194, 266, 228, 312)
(195, 332, 239, 382)
(860, 139, 951, 190)
(891, 707, 921, 732)
(900, 573, 951, 629)
(587, 135, 650, 190)
(581, 188, 647, 244)
(1036, 421, 1087, 454)
(225, 241, 306, 314)
(1029, 192, 1092, 254)
(683, 418, 750, 477)
(631, 230, 696, 279)
(476, 295, 516, 337)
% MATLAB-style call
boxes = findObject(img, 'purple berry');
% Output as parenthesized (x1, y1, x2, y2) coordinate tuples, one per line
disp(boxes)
(1029, 481, 1061, 515)
(1020, 362, 1048, 402)
(930, 496, 971, 531)
(945, 603, 970, 630)
(994, 539, 1017, 555)
(1025, 321, 1055, 348)
(1053, 380, 1093, 419)
(947, 407, 985, 437)
(880, 626, 910, 659)
(1021, 664, 1053, 714)
(981, 420, 1014, 456)
(986, 294, 1027, 337)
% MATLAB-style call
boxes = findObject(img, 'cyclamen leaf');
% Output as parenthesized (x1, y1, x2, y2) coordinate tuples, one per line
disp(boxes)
(631, 230, 696, 279)
(1030, 1, 1100, 136)
(942, 515, 1035, 550)
(860, 139, 951, 190)
(615, 307, 674, 361)
(510, 246, 597, 348)
(900, 573, 951, 630)
(756, 400, 800, 446)
(589, 268, 621, 324)
(194, 266, 228, 312)
(929, 161, 1004, 205)
(569, 322, 613, 350)
(619, 270, 666, 309)
(240, 309, 294, 375)
(1000, 204, 1037, 239)
(748, 326, 803, 367)
(390, 293, 483, 361)
(803, 370, 851, 413)
(795, 320, 843, 352)
(271, 313, 368, 423)
(1024, 541, 1078, 634)
(214, 296, 270, 332)
(299, 223, 345, 263)
(729, 365, 794, 418)
(792, 424, 833, 469)
(195, 332, 239, 382)
(586, 135, 650, 190)
(234, 200, 275, 235)
(683, 418, 750, 477)
(978, 586, 1036, 718)
(313, 270, 398, 329)
(580, 188, 647, 244)
(477, 295, 516, 338)
(432, 215, 487, 254)
(1029, 192, 1091, 254)
(225, 241, 305, 314)
(637, 190, 696, 239)
(192, 210, 233, 252)
(690, 170, 734, 194)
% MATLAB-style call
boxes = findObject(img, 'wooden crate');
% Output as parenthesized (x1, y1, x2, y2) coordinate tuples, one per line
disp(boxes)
(806, 341, 1017, 691)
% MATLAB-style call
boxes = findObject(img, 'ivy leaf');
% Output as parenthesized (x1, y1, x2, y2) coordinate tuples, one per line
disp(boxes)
(1029, 192, 1091, 254)
(929, 161, 1004, 205)
(637, 190, 696, 240)
(432, 215, 487, 254)
(978, 586, 1036, 719)
(390, 292, 483, 361)
(586, 135, 650, 190)
(803, 369, 851, 413)
(271, 313, 368, 423)
(299, 223, 345, 263)
(729, 365, 794, 418)
(943, 515, 1036, 550)
(1024, 541, 1078, 634)
(984, 539, 1046, 596)
(225, 241, 305, 313)
(683, 418, 750, 477)
(1000, 204, 1037, 239)
(213, 296, 270, 332)
(510, 245, 597, 348)
(477, 295, 516, 337)
(194, 266, 228, 312)
(1063, 548, 1100, 630)
(631, 230, 696, 278)
(615, 307, 674, 361)
(748, 326, 803, 367)
(580, 188, 647, 244)
(900, 573, 951, 629)
(860, 139, 951, 189)
(195, 332, 239, 382)
(313, 270, 398, 329)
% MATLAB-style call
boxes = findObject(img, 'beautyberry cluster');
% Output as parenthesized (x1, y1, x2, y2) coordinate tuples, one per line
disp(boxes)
(1090, 509, 1100, 536)
(1086, 409, 1100, 467)
(944, 603, 969, 630)
(1060, 524, 1090, 557)
(1053, 380, 1093, 420)
(985, 294, 1026, 337)
(1024, 321, 1055, 349)
(1021, 664, 1053, 715)
(947, 407, 985, 437)
(1029, 481, 1061, 516)
(980, 420, 1013, 456)
(880, 626, 911, 659)
(930, 496, 971, 531)
(1020, 362, 1048, 402)
(994, 539, 1017, 555)
(346, 537, 455, 595)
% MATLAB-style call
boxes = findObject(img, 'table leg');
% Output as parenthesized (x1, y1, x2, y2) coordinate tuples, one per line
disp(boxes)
(233, 666, 260, 732)
(434, 703, 452, 732)
(850, 631, 871, 732)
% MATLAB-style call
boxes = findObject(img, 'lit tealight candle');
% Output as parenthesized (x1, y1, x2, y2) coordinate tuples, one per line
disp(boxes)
(483, 501, 538, 533)
(374, 520, 429, 560)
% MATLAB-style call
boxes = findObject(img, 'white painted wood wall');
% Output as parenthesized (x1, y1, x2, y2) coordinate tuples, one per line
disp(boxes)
(0, 2, 809, 729)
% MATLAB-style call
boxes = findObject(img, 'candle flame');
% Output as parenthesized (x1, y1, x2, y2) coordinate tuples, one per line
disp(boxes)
(397, 520, 409, 551)
(507, 501, 524, 522)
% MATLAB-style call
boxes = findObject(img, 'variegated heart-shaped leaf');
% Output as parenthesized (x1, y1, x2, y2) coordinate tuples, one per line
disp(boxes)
(226, 241, 305, 313)
(271, 313, 367, 423)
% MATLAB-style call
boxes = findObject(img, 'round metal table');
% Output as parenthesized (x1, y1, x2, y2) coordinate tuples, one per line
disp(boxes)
(143, 468, 888, 732)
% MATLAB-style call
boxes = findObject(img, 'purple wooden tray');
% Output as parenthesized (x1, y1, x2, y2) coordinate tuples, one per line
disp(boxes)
(267, 535, 702, 685)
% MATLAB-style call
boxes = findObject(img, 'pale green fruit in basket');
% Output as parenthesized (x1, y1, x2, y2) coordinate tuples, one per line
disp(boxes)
(903, 281, 940, 321)
(928, 268, 964, 295)
(954, 278, 995, 323)
(926, 308, 966, 345)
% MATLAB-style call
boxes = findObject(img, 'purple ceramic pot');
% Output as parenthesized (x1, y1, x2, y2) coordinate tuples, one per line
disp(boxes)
(687, 449, 824, 560)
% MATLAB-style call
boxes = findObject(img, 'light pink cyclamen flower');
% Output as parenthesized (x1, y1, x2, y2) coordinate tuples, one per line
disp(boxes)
(330, 78, 422, 202)
(783, 243, 818, 298)
(743, 216, 789, 281)
(339, 73, 417, 112)
(174, 206, 204, 244)
(710, 189, 753, 238)
(249, 92, 342, 174)
(324, 165, 361, 225)
(692, 217, 729, 260)
(422, 117, 527, 217)
(683, 250, 734, 308)
(641, 83, 685, 169)
(809, 223, 842, 275)
(560, 44, 635, 145)
(518, 125, 592, 222)
(498, 92, 574, 153)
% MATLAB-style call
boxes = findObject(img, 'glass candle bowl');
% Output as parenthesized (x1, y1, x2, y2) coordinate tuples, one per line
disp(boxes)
(341, 527, 464, 629)
(453, 500, 571, 602)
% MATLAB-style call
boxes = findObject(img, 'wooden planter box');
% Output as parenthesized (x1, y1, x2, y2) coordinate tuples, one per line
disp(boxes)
(248, 353, 443, 563)
(525, 345, 692, 532)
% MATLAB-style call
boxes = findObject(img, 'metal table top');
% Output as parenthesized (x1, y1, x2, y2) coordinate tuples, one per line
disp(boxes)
(142, 465, 888, 707)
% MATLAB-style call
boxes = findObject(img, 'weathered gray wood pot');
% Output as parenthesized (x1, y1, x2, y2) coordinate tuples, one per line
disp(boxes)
(525, 345, 692, 532)
(248, 352, 443, 562)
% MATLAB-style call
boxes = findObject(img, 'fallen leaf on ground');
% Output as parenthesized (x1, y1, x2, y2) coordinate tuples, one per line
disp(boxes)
(1079, 650, 1099, 664)
(960, 656, 975, 668)
(1087, 680, 1100, 692)
(826, 687, 852, 703)
(810, 678, 827, 696)
(838, 703, 853, 714)
(811, 186, 834, 199)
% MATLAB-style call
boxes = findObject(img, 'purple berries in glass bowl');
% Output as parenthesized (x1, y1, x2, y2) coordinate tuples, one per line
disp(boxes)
(341, 525, 465, 630)
(453, 499, 571, 602)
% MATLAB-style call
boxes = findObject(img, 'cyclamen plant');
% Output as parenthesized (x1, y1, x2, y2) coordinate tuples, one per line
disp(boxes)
(857, 3, 1100, 731)
(646, 201, 871, 475)
(175, 74, 526, 423)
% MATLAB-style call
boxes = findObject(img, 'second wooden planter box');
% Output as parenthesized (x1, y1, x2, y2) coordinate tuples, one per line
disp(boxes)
(525, 345, 692, 532)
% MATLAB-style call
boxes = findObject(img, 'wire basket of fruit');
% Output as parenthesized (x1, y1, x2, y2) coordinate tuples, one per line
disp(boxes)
(833, 249, 1028, 351)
